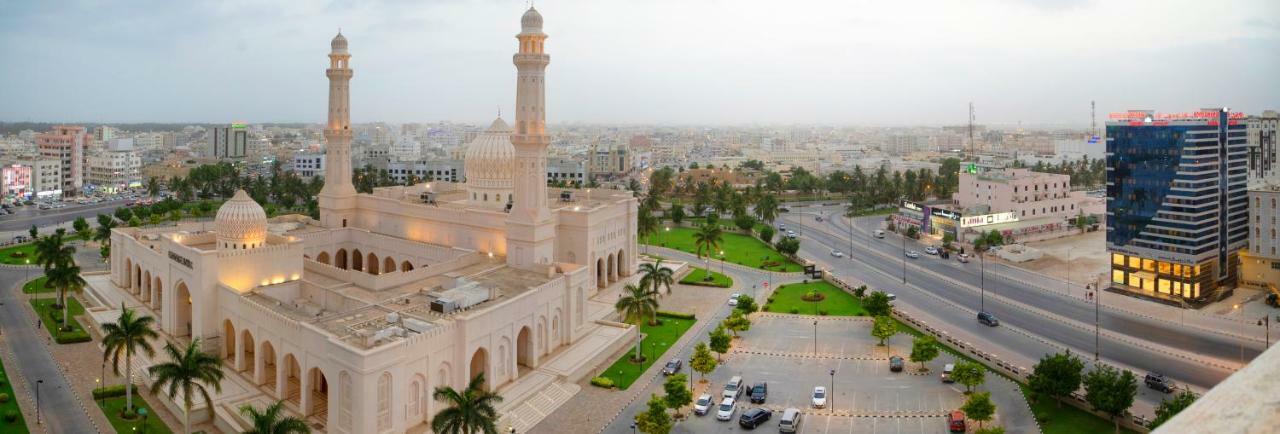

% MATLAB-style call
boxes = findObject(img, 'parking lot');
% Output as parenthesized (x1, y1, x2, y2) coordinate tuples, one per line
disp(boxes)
(677, 315, 970, 434)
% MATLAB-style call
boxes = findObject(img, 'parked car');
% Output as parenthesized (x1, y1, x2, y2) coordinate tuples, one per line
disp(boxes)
(722, 376, 744, 400)
(728, 293, 741, 306)
(948, 410, 967, 432)
(749, 382, 768, 403)
(905, 251, 920, 259)
(778, 408, 803, 433)
(977, 311, 1000, 327)
(830, 250, 844, 258)
(889, 355, 904, 372)
(811, 386, 827, 408)
(661, 358, 682, 376)
(693, 394, 714, 416)
(1145, 372, 1177, 393)
(925, 246, 939, 255)
(737, 407, 772, 429)
(941, 363, 955, 383)
(716, 397, 738, 421)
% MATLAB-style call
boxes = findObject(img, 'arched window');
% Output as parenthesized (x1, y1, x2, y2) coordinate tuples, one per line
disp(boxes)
(339, 371, 353, 430)
(377, 372, 392, 431)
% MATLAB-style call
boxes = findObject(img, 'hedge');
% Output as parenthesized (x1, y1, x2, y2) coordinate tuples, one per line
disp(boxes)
(56, 332, 92, 344)
(590, 376, 615, 389)
(0, 393, 8, 404)
(656, 310, 695, 320)
(3, 410, 16, 423)
(92, 384, 137, 399)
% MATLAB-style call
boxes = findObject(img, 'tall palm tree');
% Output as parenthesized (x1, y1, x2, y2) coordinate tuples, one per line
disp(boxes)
(102, 305, 158, 416)
(693, 223, 723, 276)
(34, 231, 74, 273)
(147, 176, 161, 199)
(94, 214, 118, 247)
(615, 283, 660, 361)
(149, 339, 225, 434)
(638, 259, 675, 296)
(431, 373, 503, 434)
(637, 206, 659, 253)
(755, 194, 779, 223)
(239, 400, 310, 434)
(45, 261, 85, 330)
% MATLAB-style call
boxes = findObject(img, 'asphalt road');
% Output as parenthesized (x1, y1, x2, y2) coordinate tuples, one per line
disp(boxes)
(0, 199, 131, 232)
(0, 267, 98, 434)
(778, 208, 1249, 393)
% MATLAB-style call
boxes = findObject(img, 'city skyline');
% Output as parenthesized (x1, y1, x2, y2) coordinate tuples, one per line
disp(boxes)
(2, 0, 1278, 126)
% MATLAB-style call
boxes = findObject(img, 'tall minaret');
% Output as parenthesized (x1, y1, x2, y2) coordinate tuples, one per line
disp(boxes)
(506, 7, 555, 267)
(318, 31, 358, 228)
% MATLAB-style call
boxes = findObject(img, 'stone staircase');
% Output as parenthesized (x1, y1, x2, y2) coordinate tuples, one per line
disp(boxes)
(498, 380, 580, 433)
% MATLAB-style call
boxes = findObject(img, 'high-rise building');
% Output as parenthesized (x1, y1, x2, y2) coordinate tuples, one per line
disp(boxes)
(208, 124, 248, 159)
(1246, 110, 1278, 182)
(36, 125, 91, 196)
(1105, 108, 1249, 305)
(93, 125, 115, 143)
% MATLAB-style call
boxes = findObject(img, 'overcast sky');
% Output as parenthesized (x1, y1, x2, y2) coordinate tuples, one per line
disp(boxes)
(2, 0, 1277, 126)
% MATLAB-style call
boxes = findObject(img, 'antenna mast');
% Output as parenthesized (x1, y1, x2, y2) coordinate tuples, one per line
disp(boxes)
(968, 101, 975, 155)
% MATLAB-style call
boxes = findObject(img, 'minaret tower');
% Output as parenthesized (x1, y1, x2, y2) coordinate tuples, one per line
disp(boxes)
(506, 7, 555, 267)
(318, 31, 358, 228)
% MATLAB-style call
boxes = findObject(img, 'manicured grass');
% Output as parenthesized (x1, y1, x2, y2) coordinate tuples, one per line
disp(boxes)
(679, 267, 733, 288)
(597, 315, 697, 390)
(764, 281, 867, 316)
(29, 296, 92, 344)
(0, 243, 36, 265)
(0, 357, 30, 433)
(21, 276, 53, 294)
(643, 227, 802, 272)
(100, 393, 174, 434)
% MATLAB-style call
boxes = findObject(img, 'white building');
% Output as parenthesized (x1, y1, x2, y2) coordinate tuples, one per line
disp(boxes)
(1240, 183, 1280, 292)
(1247, 110, 1278, 182)
(385, 159, 464, 184)
(4, 158, 62, 200)
(100, 9, 638, 434)
(290, 152, 326, 179)
(87, 149, 142, 193)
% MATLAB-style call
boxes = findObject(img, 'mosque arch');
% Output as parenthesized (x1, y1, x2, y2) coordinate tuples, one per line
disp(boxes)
(338, 371, 353, 430)
(283, 353, 302, 405)
(124, 258, 133, 290)
(469, 347, 489, 392)
(317, 251, 330, 265)
(223, 319, 236, 360)
(306, 366, 329, 416)
(402, 261, 414, 272)
(367, 252, 380, 274)
(409, 373, 427, 422)
(607, 253, 616, 283)
(352, 249, 363, 271)
(517, 326, 533, 368)
(617, 249, 627, 276)
(261, 340, 279, 392)
(175, 281, 192, 337)
(143, 270, 152, 295)
(596, 258, 606, 288)
(152, 279, 163, 310)
(384, 256, 396, 273)
(335, 249, 348, 269)
(377, 372, 392, 431)
(240, 329, 256, 375)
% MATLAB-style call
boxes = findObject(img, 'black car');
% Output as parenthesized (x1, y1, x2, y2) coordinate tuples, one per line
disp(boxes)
(1145, 372, 1176, 393)
(661, 359, 682, 376)
(738, 408, 772, 429)
(749, 382, 768, 403)
(977, 311, 1000, 327)
(889, 355, 904, 372)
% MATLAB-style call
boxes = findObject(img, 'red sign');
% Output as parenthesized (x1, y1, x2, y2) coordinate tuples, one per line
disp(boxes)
(1109, 111, 1247, 121)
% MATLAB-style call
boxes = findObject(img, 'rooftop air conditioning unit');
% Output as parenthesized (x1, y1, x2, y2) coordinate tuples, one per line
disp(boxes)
(559, 190, 575, 202)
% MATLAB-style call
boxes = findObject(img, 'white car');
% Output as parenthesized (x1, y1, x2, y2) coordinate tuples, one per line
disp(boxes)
(693, 394, 714, 416)
(716, 397, 738, 421)
(830, 250, 844, 258)
(811, 386, 827, 408)
(905, 251, 921, 259)
(924, 246, 939, 255)
(728, 293, 741, 306)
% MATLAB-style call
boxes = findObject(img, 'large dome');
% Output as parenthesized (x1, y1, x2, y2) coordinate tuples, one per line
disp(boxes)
(216, 189, 268, 249)
(465, 118, 515, 207)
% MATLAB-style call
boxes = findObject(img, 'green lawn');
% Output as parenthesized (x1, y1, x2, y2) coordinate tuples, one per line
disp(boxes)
(21, 276, 53, 294)
(0, 357, 29, 433)
(643, 227, 801, 272)
(679, 267, 733, 288)
(29, 296, 92, 344)
(765, 281, 867, 316)
(0, 243, 36, 265)
(100, 394, 174, 434)
(597, 315, 697, 390)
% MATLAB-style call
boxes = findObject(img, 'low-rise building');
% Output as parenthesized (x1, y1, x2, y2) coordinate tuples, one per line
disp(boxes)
(87, 149, 143, 193)
(2, 158, 62, 200)
(290, 152, 326, 179)
(955, 167, 1083, 220)
(1240, 183, 1280, 293)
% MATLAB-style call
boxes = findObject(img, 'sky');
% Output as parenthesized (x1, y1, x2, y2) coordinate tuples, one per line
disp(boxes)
(1, 0, 1278, 126)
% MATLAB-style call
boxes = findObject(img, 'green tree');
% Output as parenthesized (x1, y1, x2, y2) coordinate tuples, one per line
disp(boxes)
(148, 339, 226, 434)
(733, 212, 756, 232)
(29, 224, 38, 240)
(693, 223, 723, 274)
(638, 259, 675, 296)
(905, 226, 919, 239)
(870, 315, 897, 353)
(147, 176, 161, 199)
(759, 226, 775, 243)
(1149, 389, 1197, 429)
(1083, 365, 1138, 434)
(722, 310, 751, 337)
(431, 373, 503, 434)
(952, 361, 986, 393)
(663, 374, 693, 414)
(864, 291, 892, 316)
(637, 206, 659, 253)
(755, 194, 779, 223)
(616, 283, 660, 361)
(128, 216, 141, 227)
(102, 305, 158, 416)
(689, 342, 717, 383)
(239, 400, 310, 434)
(942, 232, 955, 251)
(72, 216, 91, 241)
(708, 326, 731, 361)
(1027, 351, 1085, 408)
(853, 285, 868, 298)
(634, 393, 672, 434)
(773, 237, 800, 255)
(734, 295, 758, 313)
(668, 201, 686, 225)
(909, 335, 940, 371)
(961, 392, 996, 429)
(114, 206, 134, 222)
(94, 213, 117, 247)
(46, 261, 85, 330)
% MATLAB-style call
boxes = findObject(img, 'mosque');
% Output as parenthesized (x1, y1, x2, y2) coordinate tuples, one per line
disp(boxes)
(102, 7, 638, 433)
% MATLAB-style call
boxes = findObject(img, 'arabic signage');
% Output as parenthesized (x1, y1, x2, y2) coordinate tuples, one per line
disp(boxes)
(960, 212, 1018, 228)
(169, 251, 193, 269)
(1107, 111, 1246, 121)
(932, 208, 961, 221)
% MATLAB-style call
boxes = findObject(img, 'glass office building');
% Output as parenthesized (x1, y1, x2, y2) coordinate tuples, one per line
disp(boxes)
(1106, 109, 1249, 304)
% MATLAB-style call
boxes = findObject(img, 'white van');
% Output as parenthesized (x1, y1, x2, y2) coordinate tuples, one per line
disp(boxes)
(722, 376, 744, 400)
(874, 229, 885, 238)
(779, 408, 803, 433)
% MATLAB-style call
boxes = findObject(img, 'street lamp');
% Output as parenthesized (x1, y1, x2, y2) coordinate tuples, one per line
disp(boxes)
(813, 320, 818, 356)
(1234, 304, 1245, 365)
(36, 379, 43, 425)
(719, 250, 725, 275)
(829, 369, 835, 414)
(979, 250, 986, 312)
(1259, 316, 1271, 349)
(1094, 279, 1101, 362)
(901, 229, 907, 284)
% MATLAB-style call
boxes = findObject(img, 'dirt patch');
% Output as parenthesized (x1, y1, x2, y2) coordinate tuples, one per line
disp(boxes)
(1001, 231, 1109, 284)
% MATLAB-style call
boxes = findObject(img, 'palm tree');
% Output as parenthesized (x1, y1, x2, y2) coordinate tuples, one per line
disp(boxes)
(637, 259, 675, 296)
(94, 214, 118, 247)
(615, 283, 659, 362)
(147, 176, 161, 199)
(102, 305, 158, 416)
(755, 194, 779, 223)
(637, 206, 659, 253)
(240, 400, 310, 434)
(431, 373, 503, 434)
(45, 262, 86, 330)
(33, 231, 74, 273)
(149, 339, 225, 434)
(693, 223, 723, 277)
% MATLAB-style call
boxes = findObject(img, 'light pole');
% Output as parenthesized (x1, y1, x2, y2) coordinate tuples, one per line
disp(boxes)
(36, 379, 43, 425)
(813, 320, 818, 356)
(828, 369, 835, 414)
(1234, 304, 1245, 365)
(1260, 316, 1271, 348)
(979, 250, 986, 312)
(847, 212, 854, 261)
(1094, 280, 1101, 362)
(901, 230, 907, 284)
(101, 361, 107, 408)
(719, 250, 725, 275)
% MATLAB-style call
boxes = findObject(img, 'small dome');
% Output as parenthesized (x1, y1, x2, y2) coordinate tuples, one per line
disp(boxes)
(465, 118, 515, 206)
(215, 189, 268, 249)
(331, 32, 348, 52)
(521, 7, 543, 32)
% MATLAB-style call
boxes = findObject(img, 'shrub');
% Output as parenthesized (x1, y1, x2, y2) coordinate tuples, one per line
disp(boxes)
(767, 297, 775, 303)
(790, 307, 800, 314)
(93, 384, 138, 399)
(56, 332, 92, 344)
(1034, 411, 1050, 424)
(657, 310, 696, 320)
(3, 410, 16, 423)
(0, 393, 8, 403)
(819, 310, 828, 316)
(590, 376, 615, 389)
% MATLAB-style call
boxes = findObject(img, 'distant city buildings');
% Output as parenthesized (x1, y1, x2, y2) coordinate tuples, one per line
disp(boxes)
(1246, 110, 1278, 182)
(290, 152, 326, 179)
(36, 125, 91, 196)
(207, 124, 248, 159)
(1106, 108, 1249, 305)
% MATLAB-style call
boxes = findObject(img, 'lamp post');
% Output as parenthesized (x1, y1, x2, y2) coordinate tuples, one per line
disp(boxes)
(1094, 278, 1101, 362)
(36, 379, 43, 425)
(829, 369, 835, 414)
(901, 230, 907, 284)
(719, 250, 725, 275)
(1234, 304, 1245, 365)
(813, 320, 818, 356)
(979, 250, 985, 312)
(1260, 316, 1271, 349)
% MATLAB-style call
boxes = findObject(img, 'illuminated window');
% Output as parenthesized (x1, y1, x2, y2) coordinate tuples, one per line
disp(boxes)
(1129, 257, 1141, 268)
(1112, 253, 1125, 265)
(1157, 279, 1171, 294)
(1128, 274, 1142, 288)
(1142, 279, 1155, 291)
(1112, 270, 1125, 284)
(1142, 259, 1156, 272)
(1157, 261, 1172, 275)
